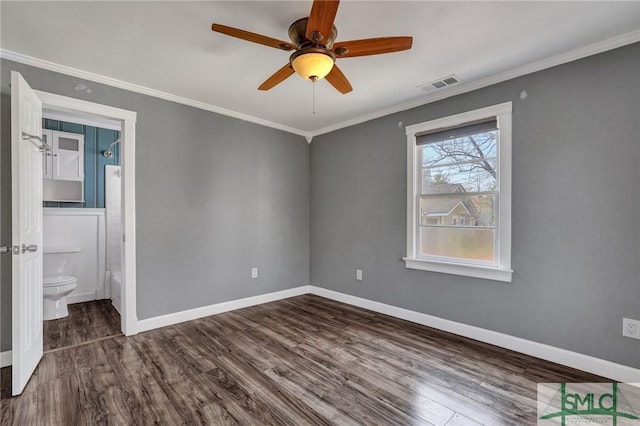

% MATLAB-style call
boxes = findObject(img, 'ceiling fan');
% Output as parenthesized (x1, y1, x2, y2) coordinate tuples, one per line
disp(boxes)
(211, 0, 413, 94)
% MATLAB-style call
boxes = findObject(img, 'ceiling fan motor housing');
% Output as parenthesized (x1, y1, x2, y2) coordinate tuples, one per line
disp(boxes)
(288, 18, 338, 49)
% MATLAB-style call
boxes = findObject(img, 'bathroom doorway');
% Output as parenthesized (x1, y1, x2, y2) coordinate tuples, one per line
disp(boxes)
(8, 75, 137, 395)
(41, 112, 123, 351)
(34, 91, 138, 337)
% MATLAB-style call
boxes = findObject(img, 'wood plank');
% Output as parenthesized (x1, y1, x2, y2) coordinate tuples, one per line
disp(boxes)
(2, 295, 609, 425)
(72, 342, 134, 425)
(215, 353, 332, 425)
(37, 374, 83, 426)
(2, 389, 38, 426)
(197, 401, 239, 425)
(100, 336, 183, 425)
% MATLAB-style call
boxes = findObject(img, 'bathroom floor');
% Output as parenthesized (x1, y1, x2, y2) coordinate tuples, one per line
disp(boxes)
(44, 300, 121, 352)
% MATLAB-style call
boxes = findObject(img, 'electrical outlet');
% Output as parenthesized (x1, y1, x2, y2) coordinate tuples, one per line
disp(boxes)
(622, 318, 640, 339)
(356, 269, 363, 281)
(251, 267, 258, 279)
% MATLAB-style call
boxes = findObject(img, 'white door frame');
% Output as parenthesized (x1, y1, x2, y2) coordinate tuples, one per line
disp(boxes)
(35, 90, 138, 335)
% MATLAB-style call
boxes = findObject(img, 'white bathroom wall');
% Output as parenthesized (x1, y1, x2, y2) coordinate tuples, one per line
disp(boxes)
(105, 165, 122, 311)
(43, 208, 106, 303)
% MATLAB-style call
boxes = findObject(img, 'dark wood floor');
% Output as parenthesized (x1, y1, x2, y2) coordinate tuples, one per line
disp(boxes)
(2, 295, 606, 425)
(44, 299, 122, 352)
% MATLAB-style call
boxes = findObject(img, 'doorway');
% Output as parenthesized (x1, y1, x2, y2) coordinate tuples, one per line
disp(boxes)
(40, 112, 124, 351)
(34, 91, 138, 336)
(8, 76, 138, 395)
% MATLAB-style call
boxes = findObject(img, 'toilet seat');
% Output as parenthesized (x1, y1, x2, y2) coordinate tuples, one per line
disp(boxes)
(44, 275, 77, 286)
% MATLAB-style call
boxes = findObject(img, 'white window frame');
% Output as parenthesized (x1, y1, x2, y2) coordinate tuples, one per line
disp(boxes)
(404, 102, 513, 282)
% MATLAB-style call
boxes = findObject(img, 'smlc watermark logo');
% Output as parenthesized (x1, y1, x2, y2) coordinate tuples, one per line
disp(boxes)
(538, 383, 640, 425)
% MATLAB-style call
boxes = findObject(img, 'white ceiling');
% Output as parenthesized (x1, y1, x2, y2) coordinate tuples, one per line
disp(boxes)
(2, 1, 639, 137)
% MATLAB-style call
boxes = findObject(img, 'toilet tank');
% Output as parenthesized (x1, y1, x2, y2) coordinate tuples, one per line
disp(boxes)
(43, 247, 81, 277)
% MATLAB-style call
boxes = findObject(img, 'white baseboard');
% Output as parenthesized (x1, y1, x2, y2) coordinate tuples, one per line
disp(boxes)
(1, 350, 11, 368)
(5, 285, 637, 383)
(308, 286, 640, 384)
(137, 286, 311, 333)
(67, 291, 97, 305)
(111, 297, 122, 315)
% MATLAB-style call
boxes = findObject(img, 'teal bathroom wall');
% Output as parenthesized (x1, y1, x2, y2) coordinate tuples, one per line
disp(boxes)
(43, 119, 120, 208)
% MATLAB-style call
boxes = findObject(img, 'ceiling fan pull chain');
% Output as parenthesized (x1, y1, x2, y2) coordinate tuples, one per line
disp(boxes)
(312, 81, 316, 115)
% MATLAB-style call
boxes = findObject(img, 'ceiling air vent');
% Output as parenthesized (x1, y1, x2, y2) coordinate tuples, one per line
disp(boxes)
(418, 75, 459, 93)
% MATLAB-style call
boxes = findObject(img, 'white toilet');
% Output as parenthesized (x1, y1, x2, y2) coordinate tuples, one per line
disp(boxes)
(43, 246, 80, 320)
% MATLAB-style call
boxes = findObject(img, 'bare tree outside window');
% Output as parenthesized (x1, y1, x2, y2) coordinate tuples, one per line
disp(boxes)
(418, 130, 498, 262)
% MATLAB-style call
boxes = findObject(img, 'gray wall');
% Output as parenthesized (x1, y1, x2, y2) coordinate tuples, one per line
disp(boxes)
(310, 44, 640, 368)
(2, 44, 638, 369)
(0, 59, 310, 351)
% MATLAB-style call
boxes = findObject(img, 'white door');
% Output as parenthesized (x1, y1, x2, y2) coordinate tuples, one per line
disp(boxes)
(11, 71, 44, 396)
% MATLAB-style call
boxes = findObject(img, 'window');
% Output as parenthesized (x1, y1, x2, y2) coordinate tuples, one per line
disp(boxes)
(404, 103, 513, 282)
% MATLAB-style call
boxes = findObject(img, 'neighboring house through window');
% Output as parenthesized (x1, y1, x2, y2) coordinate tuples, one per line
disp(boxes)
(404, 102, 513, 282)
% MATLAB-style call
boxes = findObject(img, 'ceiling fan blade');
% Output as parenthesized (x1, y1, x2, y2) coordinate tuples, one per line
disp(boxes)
(305, 0, 340, 45)
(325, 65, 352, 94)
(258, 64, 295, 91)
(212, 23, 295, 51)
(333, 37, 413, 58)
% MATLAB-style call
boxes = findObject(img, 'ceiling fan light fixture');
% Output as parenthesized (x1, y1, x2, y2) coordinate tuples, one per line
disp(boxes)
(291, 49, 335, 82)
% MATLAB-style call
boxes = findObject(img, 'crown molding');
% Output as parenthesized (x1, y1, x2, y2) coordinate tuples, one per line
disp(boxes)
(2, 29, 638, 141)
(309, 30, 640, 138)
(0, 49, 312, 140)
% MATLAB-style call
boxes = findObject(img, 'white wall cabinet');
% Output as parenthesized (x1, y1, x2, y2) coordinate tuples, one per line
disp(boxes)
(43, 130, 85, 202)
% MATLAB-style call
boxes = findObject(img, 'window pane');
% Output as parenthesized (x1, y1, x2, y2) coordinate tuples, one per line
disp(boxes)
(421, 130, 497, 167)
(419, 194, 496, 263)
(419, 226, 495, 263)
(419, 194, 495, 227)
(421, 159, 496, 193)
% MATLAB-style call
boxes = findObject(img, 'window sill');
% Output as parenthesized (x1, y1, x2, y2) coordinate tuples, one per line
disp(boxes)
(403, 258, 513, 282)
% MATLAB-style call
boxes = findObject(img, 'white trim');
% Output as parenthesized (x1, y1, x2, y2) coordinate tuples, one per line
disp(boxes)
(403, 258, 513, 282)
(137, 286, 310, 333)
(96, 211, 106, 299)
(405, 102, 512, 281)
(308, 286, 640, 384)
(497, 105, 513, 276)
(35, 91, 136, 122)
(44, 207, 105, 215)
(1, 49, 311, 140)
(1, 351, 12, 368)
(120, 117, 137, 335)
(111, 299, 121, 315)
(2, 30, 637, 139)
(43, 110, 121, 131)
(310, 30, 640, 137)
(404, 102, 512, 135)
(35, 90, 138, 336)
